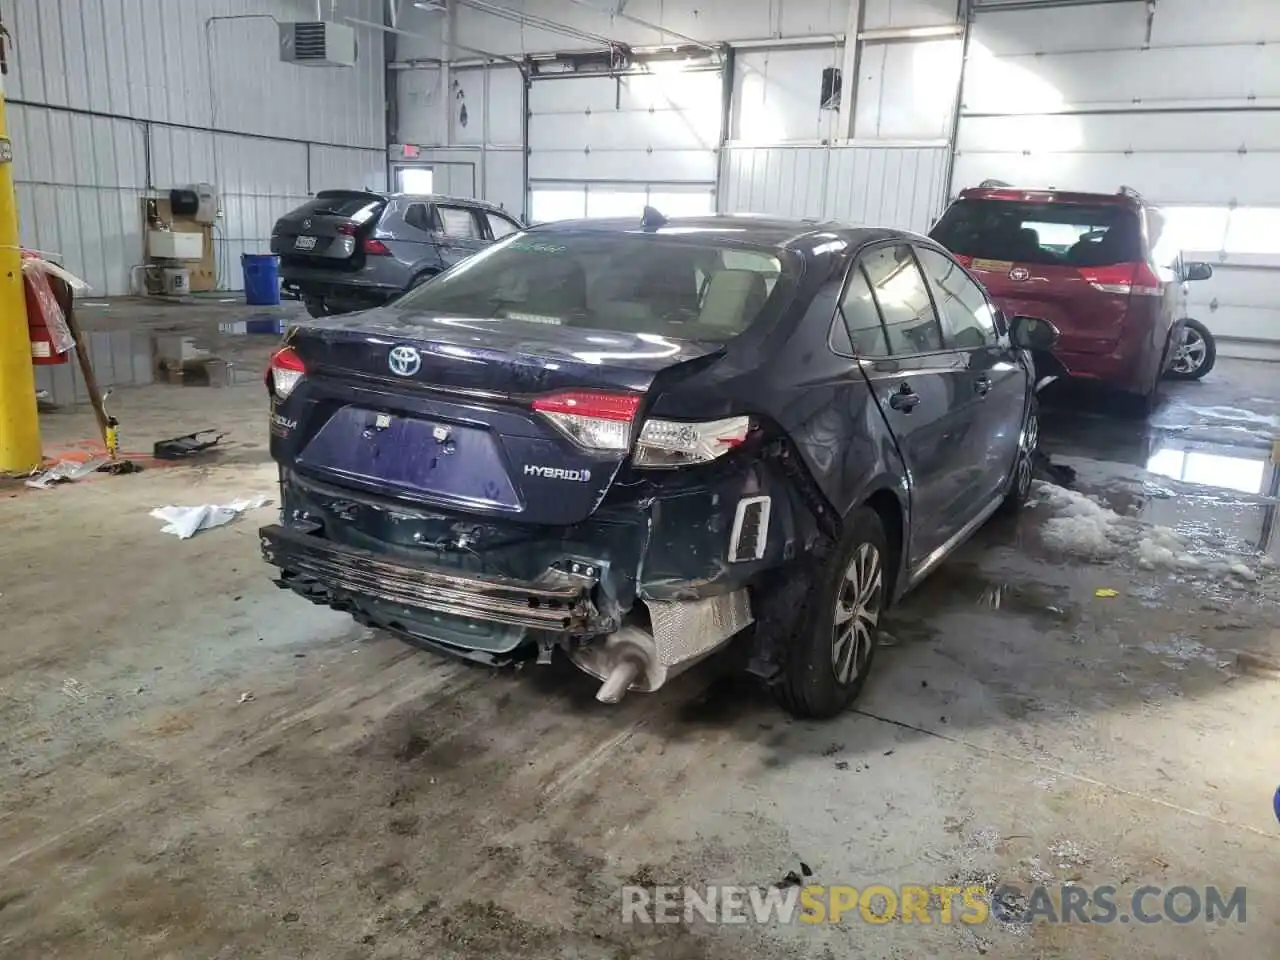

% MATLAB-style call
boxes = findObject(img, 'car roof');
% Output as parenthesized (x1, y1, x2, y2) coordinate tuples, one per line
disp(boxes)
(957, 185, 1145, 209)
(314, 189, 510, 213)
(528, 214, 925, 254)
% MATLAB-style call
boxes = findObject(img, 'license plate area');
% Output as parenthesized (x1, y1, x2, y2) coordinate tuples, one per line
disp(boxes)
(296, 408, 522, 511)
(295, 236, 317, 251)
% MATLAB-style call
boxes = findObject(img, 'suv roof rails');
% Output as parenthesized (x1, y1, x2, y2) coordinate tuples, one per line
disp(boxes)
(979, 178, 1014, 188)
(1118, 185, 1145, 203)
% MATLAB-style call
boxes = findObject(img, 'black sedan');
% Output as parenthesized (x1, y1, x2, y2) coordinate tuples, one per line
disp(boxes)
(260, 210, 1053, 718)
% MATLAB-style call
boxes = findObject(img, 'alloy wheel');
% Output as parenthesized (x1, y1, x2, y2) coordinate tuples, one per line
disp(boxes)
(1171, 326, 1208, 375)
(832, 543, 883, 684)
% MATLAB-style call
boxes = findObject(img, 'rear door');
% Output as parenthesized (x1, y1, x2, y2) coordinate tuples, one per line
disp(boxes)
(837, 243, 986, 565)
(915, 244, 1025, 502)
(380, 199, 438, 274)
(930, 198, 1146, 358)
(432, 204, 489, 268)
(271, 191, 385, 265)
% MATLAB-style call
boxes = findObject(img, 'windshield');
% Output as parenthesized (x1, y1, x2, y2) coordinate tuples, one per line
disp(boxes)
(931, 199, 1144, 267)
(396, 231, 789, 342)
(293, 193, 384, 221)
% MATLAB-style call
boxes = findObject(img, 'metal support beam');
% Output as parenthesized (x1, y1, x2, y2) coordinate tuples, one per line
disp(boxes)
(0, 67, 42, 471)
(836, 0, 865, 140)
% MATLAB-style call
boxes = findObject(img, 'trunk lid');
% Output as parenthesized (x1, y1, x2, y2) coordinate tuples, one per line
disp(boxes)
(931, 196, 1150, 355)
(271, 191, 386, 265)
(280, 310, 725, 526)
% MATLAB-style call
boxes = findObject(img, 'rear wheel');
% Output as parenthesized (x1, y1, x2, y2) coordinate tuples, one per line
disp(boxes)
(303, 296, 329, 319)
(1166, 318, 1216, 380)
(774, 507, 886, 719)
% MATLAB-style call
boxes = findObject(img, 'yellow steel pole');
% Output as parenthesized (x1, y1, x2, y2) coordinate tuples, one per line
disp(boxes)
(0, 66, 41, 473)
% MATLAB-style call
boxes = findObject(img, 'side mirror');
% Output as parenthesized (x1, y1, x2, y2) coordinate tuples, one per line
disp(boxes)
(1183, 261, 1213, 282)
(1009, 314, 1060, 352)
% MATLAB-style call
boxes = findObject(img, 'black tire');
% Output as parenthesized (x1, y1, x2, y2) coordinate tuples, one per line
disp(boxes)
(303, 296, 329, 319)
(1165, 317, 1216, 381)
(774, 507, 887, 719)
(999, 397, 1038, 514)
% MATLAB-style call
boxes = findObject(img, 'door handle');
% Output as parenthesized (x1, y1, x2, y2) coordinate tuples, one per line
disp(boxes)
(889, 383, 921, 412)
(974, 375, 992, 396)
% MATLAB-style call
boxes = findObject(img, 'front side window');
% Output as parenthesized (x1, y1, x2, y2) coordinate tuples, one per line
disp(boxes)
(397, 231, 789, 342)
(914, 246, 997, 350)
(856, 244, 943, 355)
(436, 206, 482, 239)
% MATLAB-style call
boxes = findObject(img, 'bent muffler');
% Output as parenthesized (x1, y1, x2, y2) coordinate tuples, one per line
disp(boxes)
(566, 590, 754, 703)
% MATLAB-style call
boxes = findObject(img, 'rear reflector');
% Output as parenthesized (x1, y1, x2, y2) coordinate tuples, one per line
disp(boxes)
(1079, 262, 1162, 297)
(266, 345, 306, 400)
(363, 237, 391, 256)
(632, 415, 751, 468)
(532, 390, 642, 451)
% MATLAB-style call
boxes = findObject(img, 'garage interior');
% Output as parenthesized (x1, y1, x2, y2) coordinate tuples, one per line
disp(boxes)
(2, 0, 1279, 956)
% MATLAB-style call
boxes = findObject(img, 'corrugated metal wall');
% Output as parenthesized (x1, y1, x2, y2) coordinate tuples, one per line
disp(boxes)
(5, 0, 389, 294)
(720, 145, 950, 233)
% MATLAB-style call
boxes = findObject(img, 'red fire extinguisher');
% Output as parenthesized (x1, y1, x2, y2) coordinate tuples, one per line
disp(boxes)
(22, 251, 72, 366)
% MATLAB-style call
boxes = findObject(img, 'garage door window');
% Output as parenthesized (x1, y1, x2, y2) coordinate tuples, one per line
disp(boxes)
(398, 232, 790, 341)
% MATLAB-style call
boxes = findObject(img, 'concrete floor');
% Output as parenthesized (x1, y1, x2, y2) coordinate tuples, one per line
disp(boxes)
(2, 300, 1279, 958)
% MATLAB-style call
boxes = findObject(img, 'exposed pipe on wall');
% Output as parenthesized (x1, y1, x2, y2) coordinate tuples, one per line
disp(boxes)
(561, 0, 719, 52)
(456, 0, 627, 52)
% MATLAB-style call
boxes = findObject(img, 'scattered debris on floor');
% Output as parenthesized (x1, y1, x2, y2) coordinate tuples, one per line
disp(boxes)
(238, 692, 255, 704)
(153, 430, 225, 460)
(1094, 588, 1119, 598)
(26, 458, 109, 489)
(151, 497, 269, 539)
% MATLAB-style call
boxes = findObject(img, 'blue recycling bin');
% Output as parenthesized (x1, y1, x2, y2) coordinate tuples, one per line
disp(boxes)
(241, 253, 281, 306)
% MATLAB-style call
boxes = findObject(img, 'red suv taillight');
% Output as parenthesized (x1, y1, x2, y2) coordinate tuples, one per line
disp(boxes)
(1079, 262, 1162, 297)
(530, 390, 751, 468)
(336, 222, 358, 236)
(363, 237, 391, 256)
(266, 346, 306, 400)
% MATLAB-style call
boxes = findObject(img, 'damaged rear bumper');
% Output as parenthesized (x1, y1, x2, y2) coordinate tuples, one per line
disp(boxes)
(261, 523, 599, 633)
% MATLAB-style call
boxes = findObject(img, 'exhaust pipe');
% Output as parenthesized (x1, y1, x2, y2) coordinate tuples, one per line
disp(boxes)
(565, 589, 755, 703)
(567, 625, 667, 703)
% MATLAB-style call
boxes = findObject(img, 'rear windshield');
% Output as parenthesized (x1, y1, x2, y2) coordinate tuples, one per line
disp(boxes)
(396, 231, 789, 341)
(292, 193, 384, 222)
(931, 199, 1143, 267)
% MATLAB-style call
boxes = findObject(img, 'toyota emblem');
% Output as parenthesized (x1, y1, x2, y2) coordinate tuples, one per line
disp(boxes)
(303, 218, 312, 229)
(388, 345, 422, 377)
(1009, 266, 1031, 281)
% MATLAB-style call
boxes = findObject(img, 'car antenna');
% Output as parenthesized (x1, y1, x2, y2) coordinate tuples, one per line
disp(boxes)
(640, 206, 668, 231)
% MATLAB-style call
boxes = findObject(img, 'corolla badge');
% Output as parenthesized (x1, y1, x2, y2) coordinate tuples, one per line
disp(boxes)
(1009, 266, 1031, 281)
(388, 345, 422, 377)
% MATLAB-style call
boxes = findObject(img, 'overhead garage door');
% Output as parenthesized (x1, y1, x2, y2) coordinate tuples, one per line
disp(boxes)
(953, 0, 1280, 359)
(527, 66, 722, 225)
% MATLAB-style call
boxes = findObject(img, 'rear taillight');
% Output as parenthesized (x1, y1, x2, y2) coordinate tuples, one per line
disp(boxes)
(530, 390, 751, 466)
(336, 222, 358, 236)
(1080, 262, 1162, 297)
(953, 254, 973, 268)
(266, 346, 306, 400)
(363, 237, 391, 256)
(632, 416, 751, 468)
(532, 391, 641, 450)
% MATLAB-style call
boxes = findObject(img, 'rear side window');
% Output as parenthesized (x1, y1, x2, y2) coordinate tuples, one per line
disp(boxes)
(485, 213, 521, 239)
(437, 206, 483, 239)
(396, 232, 789, 342)
(403, 203, 434, 233)
(292, 193, 383, 222)
(931, 199, 1143, 267)
(837, 266, 890, 356)
(855, 245, 943, 355)
(914, 247, 997, 349)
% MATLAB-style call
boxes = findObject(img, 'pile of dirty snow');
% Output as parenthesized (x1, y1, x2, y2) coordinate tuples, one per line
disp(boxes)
(1033, 482, 1268, 582)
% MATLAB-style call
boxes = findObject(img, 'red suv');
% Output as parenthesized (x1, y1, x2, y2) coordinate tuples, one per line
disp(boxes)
(930, 183, 1214, 413)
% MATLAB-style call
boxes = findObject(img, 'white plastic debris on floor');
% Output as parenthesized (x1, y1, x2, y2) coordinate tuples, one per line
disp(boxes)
(1033, 482, 1267, 583)
(151, 498, 269, 539)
